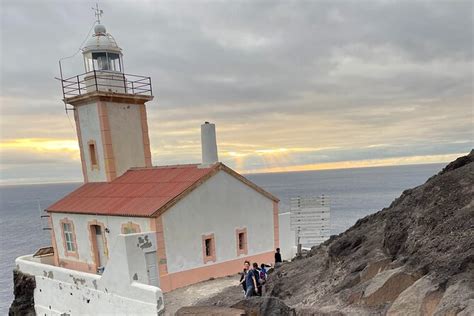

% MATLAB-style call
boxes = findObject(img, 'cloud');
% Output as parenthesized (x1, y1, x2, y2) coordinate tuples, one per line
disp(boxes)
(245, 153, 466, 174)
(0, 0, 472, 183)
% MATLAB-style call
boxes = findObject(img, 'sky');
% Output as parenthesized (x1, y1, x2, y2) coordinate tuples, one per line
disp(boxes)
(0, 0, 473, 184)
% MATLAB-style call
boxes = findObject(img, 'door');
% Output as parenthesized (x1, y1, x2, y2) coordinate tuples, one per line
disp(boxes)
(145, 251, 159, 287)
(91, 225, 108, 269)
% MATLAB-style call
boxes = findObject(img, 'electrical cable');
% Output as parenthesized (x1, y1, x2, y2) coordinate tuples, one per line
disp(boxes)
(59, 19, 97, 133)
(60, 19, 97, 62)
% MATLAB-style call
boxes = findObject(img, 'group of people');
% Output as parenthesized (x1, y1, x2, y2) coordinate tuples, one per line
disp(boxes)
(239, 248, 283, 298)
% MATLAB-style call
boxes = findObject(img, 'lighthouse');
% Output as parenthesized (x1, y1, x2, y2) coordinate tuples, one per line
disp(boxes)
(12, 10, 286, 315)
(61, 19, 153, 183)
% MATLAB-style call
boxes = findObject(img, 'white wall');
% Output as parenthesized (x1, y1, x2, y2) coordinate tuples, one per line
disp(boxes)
(107, 102, 146, 177)
(278, 212, 297, 261)
(162, 170, 275, 273)
(50, 213, 151, 266)
(77, 103, 106, 182)
(16, 232, 164, 315)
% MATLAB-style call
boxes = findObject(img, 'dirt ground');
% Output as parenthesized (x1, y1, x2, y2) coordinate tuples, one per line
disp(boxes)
(163, 274, 245, 315)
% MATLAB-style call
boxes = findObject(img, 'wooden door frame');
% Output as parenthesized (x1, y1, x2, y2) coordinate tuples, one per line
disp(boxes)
(87, 220, 108, 272)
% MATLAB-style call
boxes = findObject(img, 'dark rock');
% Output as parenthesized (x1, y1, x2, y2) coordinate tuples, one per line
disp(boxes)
(438, 149, 474, 175)
(382, 212, 409, 257)
(265, 151, 474, 314)
(9, 269, 36, 316)
(176, 306, 246, 315)
(329, 235, 366, 258)
(231, 297, 296, 316)
(350, 262, 367, 273)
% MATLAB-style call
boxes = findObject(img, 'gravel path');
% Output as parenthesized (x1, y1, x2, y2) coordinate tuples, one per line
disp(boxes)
(163, 274, 244, 315)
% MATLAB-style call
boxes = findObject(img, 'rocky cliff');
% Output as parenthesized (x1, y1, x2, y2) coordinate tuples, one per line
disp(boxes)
(266, 151, 474, 315)
(9, 269, 36, 316)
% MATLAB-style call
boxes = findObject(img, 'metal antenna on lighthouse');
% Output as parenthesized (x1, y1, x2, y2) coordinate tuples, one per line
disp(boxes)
(92, 3, 103, 24)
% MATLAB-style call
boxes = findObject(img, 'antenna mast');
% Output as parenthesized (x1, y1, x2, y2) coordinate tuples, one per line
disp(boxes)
(92, 3, 103, 24)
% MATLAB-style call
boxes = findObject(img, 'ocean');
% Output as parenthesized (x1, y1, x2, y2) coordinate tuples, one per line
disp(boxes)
(0, 163, 444, 313)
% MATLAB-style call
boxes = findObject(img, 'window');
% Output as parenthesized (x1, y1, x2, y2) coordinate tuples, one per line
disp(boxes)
(107, 53, 121, 72)
(63, 223, 75, 251)
(238, 233, 245, 250)
(88, 141, 98, 169)
(236, 228, 248, 256)
(205, 238, 212, 257)
(92, 52, 109, 71)
(90, 52, 122, 72)
(60, 218, 78, 258)
(202, 233, 215, 263)
(94, 225, 102, 236)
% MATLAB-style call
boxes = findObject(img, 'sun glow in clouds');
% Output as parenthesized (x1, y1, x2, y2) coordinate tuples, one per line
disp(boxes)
(218, 145, 464, 174)
(242, 153, 464, 174)
(1, 138, 79, 152)
(224, 147, 312, 172)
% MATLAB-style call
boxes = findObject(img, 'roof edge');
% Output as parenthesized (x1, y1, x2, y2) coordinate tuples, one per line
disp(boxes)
(45, 162, 279, 218)
(151, 163, 221, 217)
(46, 210, 153, 218)
(218, 163, 280, 203)
(152, 162, 279, 217)
(130, 163, 199, 171)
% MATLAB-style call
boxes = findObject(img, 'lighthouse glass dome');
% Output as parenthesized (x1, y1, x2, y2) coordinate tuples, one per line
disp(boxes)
(82, 24, 123, 73)
(60, 22, 152, 98)
(84, 52, 122, 72)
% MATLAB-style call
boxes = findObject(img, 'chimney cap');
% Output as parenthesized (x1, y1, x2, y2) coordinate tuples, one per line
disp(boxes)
(204, 121, 210, 124)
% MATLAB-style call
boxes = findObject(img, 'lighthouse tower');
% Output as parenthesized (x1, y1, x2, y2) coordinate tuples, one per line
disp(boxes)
(61, 19, 153, 183)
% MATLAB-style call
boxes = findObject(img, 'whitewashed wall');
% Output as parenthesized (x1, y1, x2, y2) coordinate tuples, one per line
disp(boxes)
(278, 212, 297, 260)
(76, 103, 106, 182)
(50, 213, 151, 266)
(162, 170, 275, 273)
(16, 232, 164, 315)
(106, 102, 146, 177)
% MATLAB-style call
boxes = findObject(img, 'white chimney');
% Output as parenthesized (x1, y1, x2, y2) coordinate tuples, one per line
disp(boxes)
(200, 122, 219, 167)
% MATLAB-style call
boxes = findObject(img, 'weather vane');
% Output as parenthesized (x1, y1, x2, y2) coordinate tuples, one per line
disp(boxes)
(92, 3, 103, 24)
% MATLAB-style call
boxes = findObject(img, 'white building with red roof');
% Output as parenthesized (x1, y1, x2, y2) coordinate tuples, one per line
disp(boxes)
(46, 159, 280, 292)
(14, 16, 282, 315)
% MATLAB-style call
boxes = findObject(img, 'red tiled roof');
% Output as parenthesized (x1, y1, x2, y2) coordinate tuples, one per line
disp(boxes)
(46, 163, 278, 217)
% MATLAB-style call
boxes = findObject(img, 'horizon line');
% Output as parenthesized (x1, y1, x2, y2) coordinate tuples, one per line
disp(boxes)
(0, 155, 459, 187)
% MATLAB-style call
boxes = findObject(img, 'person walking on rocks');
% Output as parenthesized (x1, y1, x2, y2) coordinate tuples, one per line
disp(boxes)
(239, 261, 250, 297)
(245, 262, 258, 298)
(275, 248, 282, 266)
(253, 262, 263, 296)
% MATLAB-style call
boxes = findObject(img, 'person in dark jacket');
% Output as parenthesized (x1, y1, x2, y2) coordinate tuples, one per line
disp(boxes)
(275, 248, 282, 265)
(245, 262, 258, 298)
(252, 262, 263, 296)
(239, 261, 250, 296)
(259, 263, 268, 283)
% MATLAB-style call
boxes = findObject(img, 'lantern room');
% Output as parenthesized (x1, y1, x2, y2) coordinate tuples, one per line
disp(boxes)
(59, 9, 152, 99)
(82, 24, 123, 73)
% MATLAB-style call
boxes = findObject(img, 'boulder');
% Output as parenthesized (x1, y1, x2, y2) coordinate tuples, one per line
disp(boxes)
(433, 277, 474, 316)
(362, 267, 419, 307)
(387, 275, 439, 315)
(360, 258, 391, 283)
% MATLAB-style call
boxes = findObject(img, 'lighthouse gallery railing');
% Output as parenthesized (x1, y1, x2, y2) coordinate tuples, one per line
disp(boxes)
(60, 70, 153, 99)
